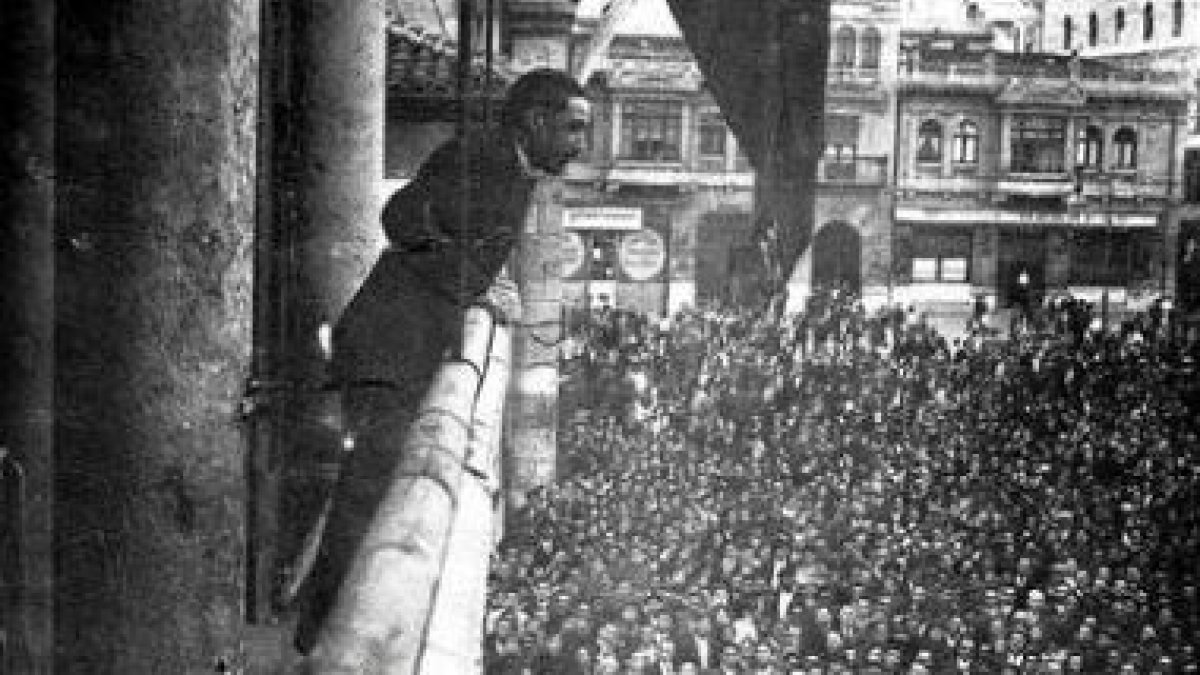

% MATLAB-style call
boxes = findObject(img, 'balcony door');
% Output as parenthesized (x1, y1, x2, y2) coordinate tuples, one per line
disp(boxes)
(812, 221, 862, 295)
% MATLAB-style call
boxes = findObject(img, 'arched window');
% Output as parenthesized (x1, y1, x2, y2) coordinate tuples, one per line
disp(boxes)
(1114, 127, 1138, 168)
(1063, 16, 1074, 50)
(1144, 3, 1155, 39)
(861, 27, 882, 69)
(953, 120, 980, 164)
(1116, 7, 1126, 42)
(917, 119, 943, 163)
(1173, 0, 1183, 36)
(834, 25, 857, 67)
(1089, 12, 1100, 45)
(1076, 124, 1103, 168)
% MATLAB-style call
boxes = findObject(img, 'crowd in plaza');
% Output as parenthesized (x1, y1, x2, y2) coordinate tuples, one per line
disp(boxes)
(483, 288, 1200, 674)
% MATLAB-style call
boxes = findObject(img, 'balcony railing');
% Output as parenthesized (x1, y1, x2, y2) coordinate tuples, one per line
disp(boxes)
(818, 155, 888, 186)
(898, 168, 1175, 199)
(896, 56, 1188, 98)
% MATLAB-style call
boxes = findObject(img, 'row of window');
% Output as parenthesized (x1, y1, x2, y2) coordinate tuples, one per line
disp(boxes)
(832, 25, 883, 69)
(614, 102, 751, 166)
(1062, 0, 1185, 49)
(907, 229, 1154, 284)
(915, 118, 1140, 172)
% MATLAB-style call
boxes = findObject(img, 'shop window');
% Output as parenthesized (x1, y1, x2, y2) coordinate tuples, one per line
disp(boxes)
(1089, 12, 1099, 45)
(1144, 3, 1155, 39)
(911, 228, 972, 282)
(698, 112, 727, 158)
(1063, 16, 1074, 49)
(917, 119, 943, 164)
(1113, 127, 1138, 169)
(834, 25, 857, 67)
(1070, 230, 1151, 284)
(619, 100, 683, 161)
(1010, 115, 1066, 174)
(1075, 124, 1104, 169)
(861, 27, 882, 69)
(953, 120, 979, 165)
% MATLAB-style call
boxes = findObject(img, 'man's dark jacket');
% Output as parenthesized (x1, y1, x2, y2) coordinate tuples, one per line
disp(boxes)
(331, 131, 536, 391)
(295, 131, 536, 654)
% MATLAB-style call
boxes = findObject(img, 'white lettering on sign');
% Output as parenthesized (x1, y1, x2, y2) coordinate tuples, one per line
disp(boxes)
(619, 230, 666, 281)
(563, 207, 644, 231)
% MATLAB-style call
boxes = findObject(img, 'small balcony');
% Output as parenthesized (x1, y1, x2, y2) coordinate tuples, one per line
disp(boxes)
(818, 155, 888, 187)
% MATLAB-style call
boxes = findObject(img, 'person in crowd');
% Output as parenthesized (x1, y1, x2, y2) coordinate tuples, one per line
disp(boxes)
(485, 285, 1200, 674)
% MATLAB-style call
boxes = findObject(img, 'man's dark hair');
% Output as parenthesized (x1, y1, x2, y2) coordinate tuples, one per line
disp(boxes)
(501, 68, 587, 129)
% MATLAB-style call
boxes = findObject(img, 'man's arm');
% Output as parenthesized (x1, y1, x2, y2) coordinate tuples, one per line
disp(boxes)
(380, 141, 456, 246)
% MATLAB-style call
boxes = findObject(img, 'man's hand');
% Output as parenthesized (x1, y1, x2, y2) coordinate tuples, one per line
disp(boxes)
(480, 271, 522, 325)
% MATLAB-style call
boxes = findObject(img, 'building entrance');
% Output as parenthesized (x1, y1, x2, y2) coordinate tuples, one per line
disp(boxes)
(812, 222, 862, 295)
(998, 229, 1047, 309)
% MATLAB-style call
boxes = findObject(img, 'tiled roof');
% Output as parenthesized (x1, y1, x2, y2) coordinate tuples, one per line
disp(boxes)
(386, 16, 513, 100)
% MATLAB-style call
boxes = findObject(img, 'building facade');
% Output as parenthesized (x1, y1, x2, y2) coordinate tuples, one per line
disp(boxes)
(562, 0, 904, 317)
(1041, 0, 1200, 315)
(893, 34, 1190, 318)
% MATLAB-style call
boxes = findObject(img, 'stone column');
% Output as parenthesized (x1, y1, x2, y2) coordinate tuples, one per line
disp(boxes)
(507, 183, 566, 508)
(53, 0, 259, 670)
(1000, 111, 1014, 173)
(941, 115, 954, 178)
(272, 0, 386, 618)
(1064, 115, 1078, 175)
(0, 1, 54, 671)
(291, 0, 387, 371)
(503, 0, 576, 509)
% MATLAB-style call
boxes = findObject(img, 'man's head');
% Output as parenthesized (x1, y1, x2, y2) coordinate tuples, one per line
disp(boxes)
(503, 68, 590, 175)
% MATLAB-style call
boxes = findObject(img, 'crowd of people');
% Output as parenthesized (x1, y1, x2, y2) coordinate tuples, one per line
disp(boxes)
(484, 288, 1200, 674)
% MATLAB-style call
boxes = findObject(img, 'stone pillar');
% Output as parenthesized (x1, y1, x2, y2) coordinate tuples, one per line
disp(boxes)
(53, 0, 259, 670)
(269, 0, 386, 621)
(292, 0, 387, 368)
(941, 115, 954, 178)
(1000, 112, 1013, 173)
(507, 183, 566, 508)
(612, 100, 624, 160)
(503, 0, 576, 509)
(0, 1, 54, 671)
(1064, 115, 1077, 175)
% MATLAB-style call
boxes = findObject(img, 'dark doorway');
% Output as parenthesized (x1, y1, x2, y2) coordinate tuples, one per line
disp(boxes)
(1178, 220, 1200, 313)
(696, 212, 752, 305)
(812, 222, 862, 294)
(998, 229, 1047, 309)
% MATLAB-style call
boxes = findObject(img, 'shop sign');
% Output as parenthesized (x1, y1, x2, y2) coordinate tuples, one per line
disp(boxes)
(619, 230, 666, 281)
(564, 207, 643, 231)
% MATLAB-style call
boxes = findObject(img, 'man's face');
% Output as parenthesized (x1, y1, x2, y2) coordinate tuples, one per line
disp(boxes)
(524, 96, 591, 175)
